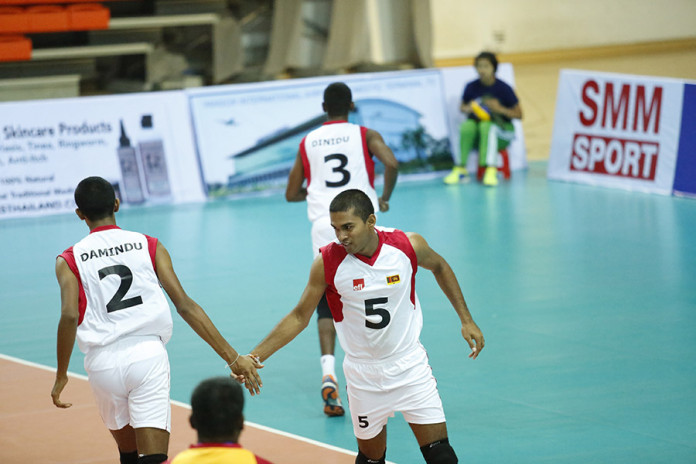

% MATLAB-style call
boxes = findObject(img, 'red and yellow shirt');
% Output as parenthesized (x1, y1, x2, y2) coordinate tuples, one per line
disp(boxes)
(168, 443, 272, 464)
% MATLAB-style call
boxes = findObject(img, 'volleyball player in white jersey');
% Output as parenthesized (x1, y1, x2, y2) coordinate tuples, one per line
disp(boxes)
(286, 82, 398, 416)
(51, 177, 263, 464)
(251, 189, 484, 464)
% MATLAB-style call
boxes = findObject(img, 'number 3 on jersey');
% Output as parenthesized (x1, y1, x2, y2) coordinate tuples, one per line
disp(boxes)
(365, 297, 390, 329)
(324, 153, 350, 187)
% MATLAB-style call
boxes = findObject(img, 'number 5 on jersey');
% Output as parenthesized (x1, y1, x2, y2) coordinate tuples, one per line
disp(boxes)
(365, 297, 390, 329)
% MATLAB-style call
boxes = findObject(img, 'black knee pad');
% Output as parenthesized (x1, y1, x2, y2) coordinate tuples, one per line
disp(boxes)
(420, 438, 458, 464)
(355, 450, 386, 464)
(137, 454, 168, 464)
(119, 450, 138, 464)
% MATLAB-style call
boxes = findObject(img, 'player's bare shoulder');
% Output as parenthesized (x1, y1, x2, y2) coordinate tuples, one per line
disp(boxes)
(405, 232, 439, 269)
(405, 231, 427, 250)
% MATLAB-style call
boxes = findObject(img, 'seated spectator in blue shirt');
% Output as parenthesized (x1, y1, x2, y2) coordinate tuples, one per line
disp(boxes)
(444, 51, 523, 186)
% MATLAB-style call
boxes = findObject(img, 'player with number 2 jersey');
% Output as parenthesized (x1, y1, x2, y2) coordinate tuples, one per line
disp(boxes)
(51, 177, 262, 464)
(59, 226, 172, 353)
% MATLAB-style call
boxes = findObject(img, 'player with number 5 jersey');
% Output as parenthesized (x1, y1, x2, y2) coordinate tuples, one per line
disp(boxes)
(251, 189, 484, 464)
(321, 225, 421, 361)
(286, 82, 399, 417)
(51, 176, 263, 464)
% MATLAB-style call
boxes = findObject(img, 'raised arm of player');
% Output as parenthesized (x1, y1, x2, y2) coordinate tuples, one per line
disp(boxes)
(407, 232, 485, 359)
(366, 129, 399, 212)
(51, 257, 80, 408)
(285, 150, 308, 202)
(251, 255, 327, 362)
(154, 241, 264, 395)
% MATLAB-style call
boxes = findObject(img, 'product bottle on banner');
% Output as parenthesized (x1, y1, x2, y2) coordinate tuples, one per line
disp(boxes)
(117, 120, 146, 204)
(137, 114, 171, 198)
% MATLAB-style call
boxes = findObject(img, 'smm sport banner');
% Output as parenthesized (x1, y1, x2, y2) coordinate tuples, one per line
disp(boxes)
(0, 92, 204, 219)
(548, 69, 685, 195)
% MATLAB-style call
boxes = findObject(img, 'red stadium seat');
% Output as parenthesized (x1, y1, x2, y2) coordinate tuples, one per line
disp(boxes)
(0, 34, 31, 61)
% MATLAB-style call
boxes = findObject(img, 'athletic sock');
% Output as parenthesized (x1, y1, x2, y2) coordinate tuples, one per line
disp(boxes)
(320, 354, 336, 379)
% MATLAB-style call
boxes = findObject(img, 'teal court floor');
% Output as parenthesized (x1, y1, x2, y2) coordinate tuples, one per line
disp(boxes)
(1, 161, 695, 463)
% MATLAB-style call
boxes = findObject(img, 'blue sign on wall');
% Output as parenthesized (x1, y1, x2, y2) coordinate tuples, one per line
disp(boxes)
(673, 83, 696, 197)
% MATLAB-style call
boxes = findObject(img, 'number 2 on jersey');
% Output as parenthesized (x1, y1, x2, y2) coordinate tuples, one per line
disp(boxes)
(98, 264, 143, 313)
(324, 153, 350, 187)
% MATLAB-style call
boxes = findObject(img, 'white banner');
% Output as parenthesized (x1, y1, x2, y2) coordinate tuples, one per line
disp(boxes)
(548, 69, 684, 195)
(0, 66, 531, 220)
(0, 92, 204, 220)
(440, 64, 527, 172)
(187, 69, 454, 196)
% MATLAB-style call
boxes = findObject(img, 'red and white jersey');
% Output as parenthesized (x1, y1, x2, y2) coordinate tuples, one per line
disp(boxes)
(59, 225, 173, 354)
(320, 228, 422, 361)
(300, 121, 379, 223)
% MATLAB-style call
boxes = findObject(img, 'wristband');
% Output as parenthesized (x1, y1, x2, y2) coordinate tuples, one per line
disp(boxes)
(225, 353, 241, 370)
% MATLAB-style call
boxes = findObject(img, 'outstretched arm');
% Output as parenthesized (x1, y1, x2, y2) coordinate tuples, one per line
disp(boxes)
(51, 257, 79, 408)
(251, 255, 327, 362)
(285, 150, 307, 202)
(366, 129, 398, 212)
(408, 232, 484, 359)
(155, 241, 263, 394)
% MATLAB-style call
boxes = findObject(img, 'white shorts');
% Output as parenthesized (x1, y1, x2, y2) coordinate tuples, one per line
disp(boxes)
(311, 217, 337, 257)
(84, 335, 171, 432)
(343, 345, 445, 440)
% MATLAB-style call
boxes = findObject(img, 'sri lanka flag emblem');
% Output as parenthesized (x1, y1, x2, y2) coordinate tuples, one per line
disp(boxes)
(386, 274, 400, 285)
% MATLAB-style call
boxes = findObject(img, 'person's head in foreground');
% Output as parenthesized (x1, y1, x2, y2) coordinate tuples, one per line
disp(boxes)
(190, 376, 245, 444)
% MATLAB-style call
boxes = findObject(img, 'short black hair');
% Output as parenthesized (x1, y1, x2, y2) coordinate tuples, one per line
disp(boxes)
(475, 51, 498, 73)
(323, 82, 352, 117)
(329, 189, 374, 222)
(190, 377, 244, 441)
(74, 176, 116, 221)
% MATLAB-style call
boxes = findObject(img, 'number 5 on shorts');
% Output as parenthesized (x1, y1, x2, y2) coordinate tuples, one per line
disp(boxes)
(358, 415, 369, 428)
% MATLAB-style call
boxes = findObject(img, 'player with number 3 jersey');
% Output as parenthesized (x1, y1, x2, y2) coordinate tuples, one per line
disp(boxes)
(51, 176, 263, 464)
(252, 189, 484, 464)
(286, 82, 399, 417)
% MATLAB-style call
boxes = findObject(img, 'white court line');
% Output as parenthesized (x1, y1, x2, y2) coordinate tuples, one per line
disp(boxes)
(0, 353, 396, 463)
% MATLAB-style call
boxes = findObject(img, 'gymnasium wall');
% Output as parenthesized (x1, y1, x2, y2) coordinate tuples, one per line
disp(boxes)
(431, 0, 696, 59)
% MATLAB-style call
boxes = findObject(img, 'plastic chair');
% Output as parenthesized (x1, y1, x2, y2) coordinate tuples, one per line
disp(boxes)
(476, 148, 511, 181)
